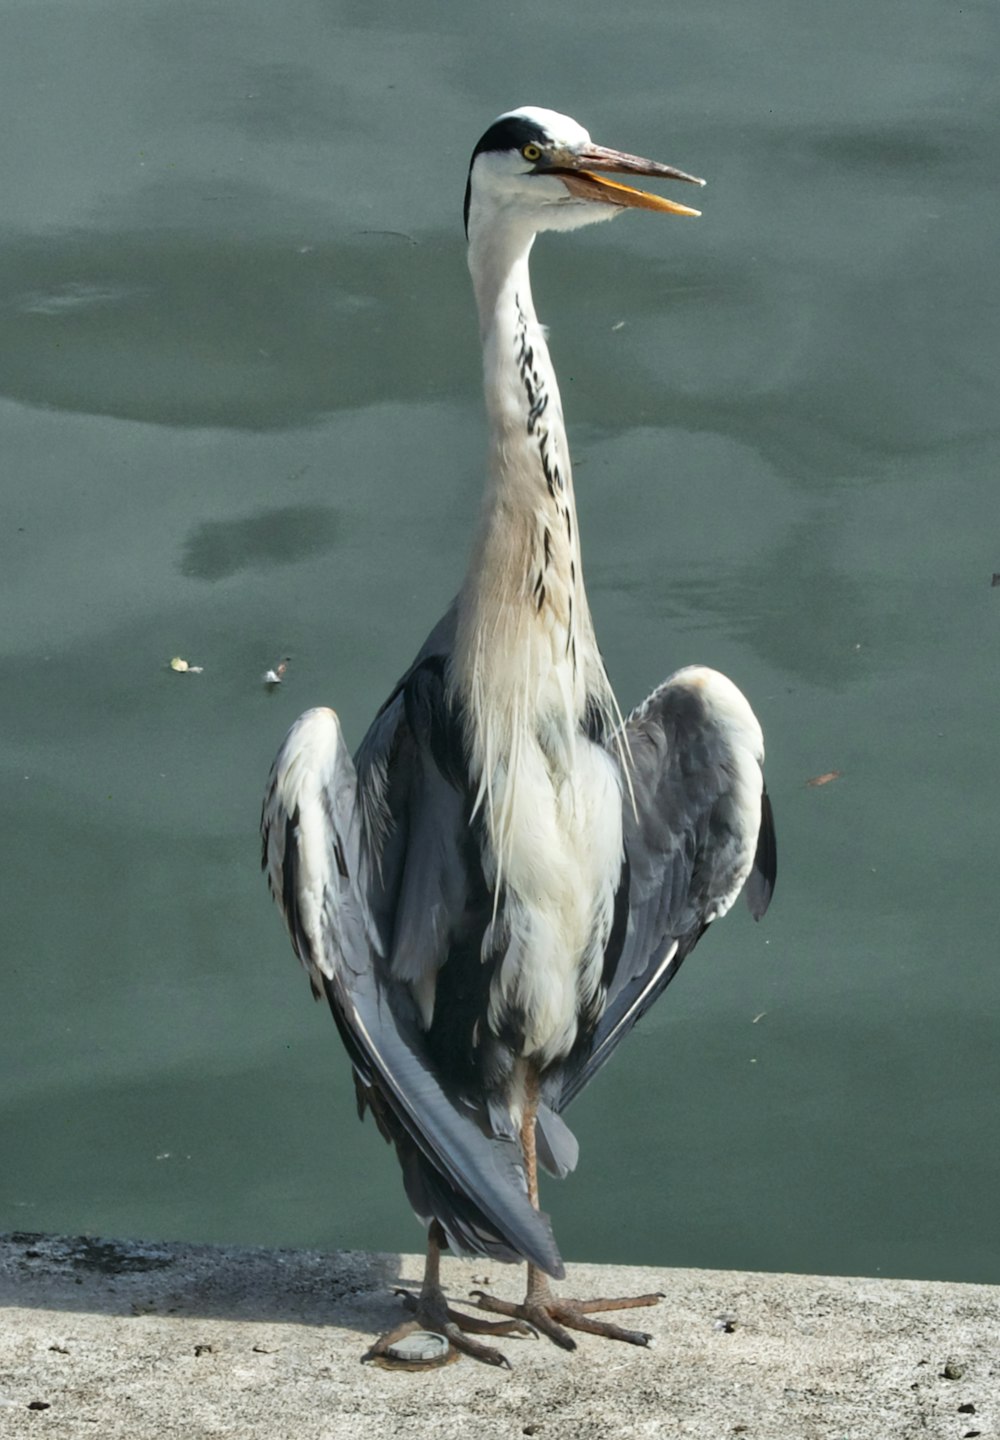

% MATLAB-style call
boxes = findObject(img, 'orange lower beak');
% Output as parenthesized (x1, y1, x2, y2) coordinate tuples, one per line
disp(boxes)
(559, 169, 702, 215)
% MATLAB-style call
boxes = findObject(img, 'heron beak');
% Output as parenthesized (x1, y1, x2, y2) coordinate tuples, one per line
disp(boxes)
(554, 144, 705, 216)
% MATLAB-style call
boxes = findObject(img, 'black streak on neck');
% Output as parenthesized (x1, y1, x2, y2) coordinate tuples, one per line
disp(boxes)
(514, 297, 562, 500)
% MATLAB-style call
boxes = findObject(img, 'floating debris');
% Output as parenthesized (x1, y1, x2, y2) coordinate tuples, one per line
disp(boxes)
(263, 657, 290, 687)
(806, 770, 841, 787)
(359, 229, 418, 246)
(170, 657, 203, 674)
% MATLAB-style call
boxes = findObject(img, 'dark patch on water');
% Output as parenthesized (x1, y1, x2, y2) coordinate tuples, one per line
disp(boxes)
(180, 503, 339, 580)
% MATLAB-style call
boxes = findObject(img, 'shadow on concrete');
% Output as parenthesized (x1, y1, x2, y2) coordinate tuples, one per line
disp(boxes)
(0, 1232, 415, 1337)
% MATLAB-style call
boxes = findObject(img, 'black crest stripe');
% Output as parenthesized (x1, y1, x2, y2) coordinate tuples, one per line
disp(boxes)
(463, 114, 551, 234)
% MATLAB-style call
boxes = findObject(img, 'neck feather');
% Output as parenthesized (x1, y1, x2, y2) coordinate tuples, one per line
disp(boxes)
(453, 215, 623, 844)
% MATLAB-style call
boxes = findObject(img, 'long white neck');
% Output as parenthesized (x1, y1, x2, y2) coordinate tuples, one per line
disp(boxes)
(452, 214, 620, 837)
(442, 196, 629, 1066)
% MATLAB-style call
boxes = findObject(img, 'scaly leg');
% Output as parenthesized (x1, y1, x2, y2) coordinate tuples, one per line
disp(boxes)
(363, 1221, 535, 1370)
(470, 1078, 664, 1350)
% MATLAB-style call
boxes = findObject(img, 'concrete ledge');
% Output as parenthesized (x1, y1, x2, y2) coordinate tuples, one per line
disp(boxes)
(0, 1233, 995, 1439)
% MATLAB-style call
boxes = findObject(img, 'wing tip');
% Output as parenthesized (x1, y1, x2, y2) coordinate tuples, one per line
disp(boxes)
(746, 787, 777, 920)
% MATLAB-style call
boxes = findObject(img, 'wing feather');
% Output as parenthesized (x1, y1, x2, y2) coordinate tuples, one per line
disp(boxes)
(261, 702, 564, 1277)
(553, 665, 775, 1111)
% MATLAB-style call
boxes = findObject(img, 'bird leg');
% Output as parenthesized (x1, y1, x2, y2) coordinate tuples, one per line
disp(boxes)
(469, 1079, 664, 1350)
(363, 1221, 535, 1370)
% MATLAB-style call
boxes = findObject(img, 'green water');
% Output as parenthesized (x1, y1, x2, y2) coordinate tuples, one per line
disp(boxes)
(2, 0, 998, 1285)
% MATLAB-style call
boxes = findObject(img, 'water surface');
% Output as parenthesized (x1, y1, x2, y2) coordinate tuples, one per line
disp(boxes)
(2, 0, 998, 1285)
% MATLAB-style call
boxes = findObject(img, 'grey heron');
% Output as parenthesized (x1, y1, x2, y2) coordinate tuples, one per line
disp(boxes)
(262, 106, 776, 1368)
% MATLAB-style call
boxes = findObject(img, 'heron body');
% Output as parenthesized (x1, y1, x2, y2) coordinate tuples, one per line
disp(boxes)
(262, 107, 776, 1362)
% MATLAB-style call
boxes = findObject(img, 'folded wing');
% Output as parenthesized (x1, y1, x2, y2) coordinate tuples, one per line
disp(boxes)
(553, 665, 776, 1111)
(261, 690, 565, 1277)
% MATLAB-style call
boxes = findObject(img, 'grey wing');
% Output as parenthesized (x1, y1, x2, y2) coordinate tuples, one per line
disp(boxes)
(554, 665, 776, 1111)
(261, 694, 563, 1276)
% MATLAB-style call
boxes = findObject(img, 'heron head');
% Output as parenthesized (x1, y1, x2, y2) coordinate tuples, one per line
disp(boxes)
(463, 106, 704, 239)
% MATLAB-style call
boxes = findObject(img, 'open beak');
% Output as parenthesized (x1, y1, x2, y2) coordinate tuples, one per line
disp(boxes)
(552, 144, 705, 216)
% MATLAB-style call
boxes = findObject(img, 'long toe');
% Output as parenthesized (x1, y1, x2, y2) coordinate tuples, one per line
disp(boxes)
(471, 1290, 663, 1350)
(442, 1322, 513, 1368)
(569, 1292, 665, 1314)
(547, 1303, 654, 1346)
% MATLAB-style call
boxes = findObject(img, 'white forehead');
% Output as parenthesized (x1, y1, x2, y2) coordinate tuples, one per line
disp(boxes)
(496, 106, 592, 150)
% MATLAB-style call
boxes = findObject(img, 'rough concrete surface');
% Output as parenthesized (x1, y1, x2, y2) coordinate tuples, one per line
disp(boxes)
(0, 1233, 995, 1439)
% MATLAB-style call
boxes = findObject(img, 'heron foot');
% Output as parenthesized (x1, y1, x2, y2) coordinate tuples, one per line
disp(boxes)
(362, 1284, 535, 1370)
(469, 1287, 665, 1351)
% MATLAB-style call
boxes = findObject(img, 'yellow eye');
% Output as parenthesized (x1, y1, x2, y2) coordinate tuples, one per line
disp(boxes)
(522, 143, 542, 162)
